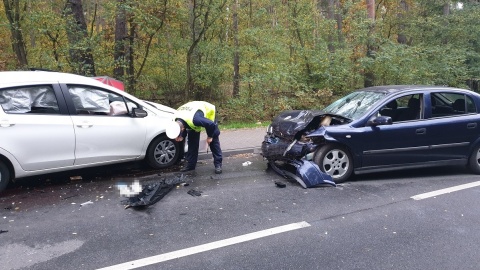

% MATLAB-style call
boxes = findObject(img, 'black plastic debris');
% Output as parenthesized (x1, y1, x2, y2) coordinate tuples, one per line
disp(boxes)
(0, 230, 8, 234)
(275, 181, 286, 188)
(122, 175, 186, 209)
(124, 182, 173, 209)
(187, 189, 202, 197)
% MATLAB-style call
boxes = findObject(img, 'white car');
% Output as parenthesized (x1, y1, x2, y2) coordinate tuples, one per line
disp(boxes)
(0, 71, 182, 192)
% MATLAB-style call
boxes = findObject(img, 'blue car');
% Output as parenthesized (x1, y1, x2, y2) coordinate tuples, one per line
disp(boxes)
(262, 85, 480, 183)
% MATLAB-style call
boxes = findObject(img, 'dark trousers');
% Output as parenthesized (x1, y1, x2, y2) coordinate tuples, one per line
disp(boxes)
(185, 129, 222, 169)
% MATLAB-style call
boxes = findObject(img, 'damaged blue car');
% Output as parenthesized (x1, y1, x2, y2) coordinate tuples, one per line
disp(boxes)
(262, 85, 480, 184)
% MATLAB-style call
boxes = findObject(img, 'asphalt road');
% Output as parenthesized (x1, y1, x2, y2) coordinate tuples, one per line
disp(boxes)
(1, 154, 480, 270)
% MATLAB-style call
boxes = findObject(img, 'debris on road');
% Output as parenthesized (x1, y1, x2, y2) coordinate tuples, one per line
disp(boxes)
(116, 180, 142, 197)
(275, 181, 286, 188)
(187, 189, 202, 197)
(120, 175, 186, 209)
(80, 200, 93, 206)
(124, 182, 173, 209)
(0, 230, 8, 234)
(242, 161, 252, 166)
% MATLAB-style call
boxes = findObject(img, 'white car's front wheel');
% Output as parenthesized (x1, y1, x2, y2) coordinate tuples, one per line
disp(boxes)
(0, 161, 10, 192)
(146, 135, 181, 169)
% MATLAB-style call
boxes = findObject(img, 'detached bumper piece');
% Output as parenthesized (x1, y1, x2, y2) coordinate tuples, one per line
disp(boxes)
(124, 182, 173, 209)
(261, 135, 316, 160)
(122, 175, 186, 209)
(269, 159, 336, 188)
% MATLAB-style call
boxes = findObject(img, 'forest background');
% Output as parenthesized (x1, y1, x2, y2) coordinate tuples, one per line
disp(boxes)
(1, 0, 479, 124)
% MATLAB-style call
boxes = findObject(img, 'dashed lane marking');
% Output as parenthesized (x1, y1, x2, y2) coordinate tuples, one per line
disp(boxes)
(411, 180, 480, 200)
(97, 221, 311, 270)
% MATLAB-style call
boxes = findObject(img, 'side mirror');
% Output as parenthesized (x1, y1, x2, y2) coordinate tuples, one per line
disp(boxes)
(367, 115, 392, 126)
(131, 108, 148, 118)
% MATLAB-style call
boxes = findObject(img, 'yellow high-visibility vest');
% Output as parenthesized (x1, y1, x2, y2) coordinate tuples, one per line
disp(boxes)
(175, 101, 216, 132)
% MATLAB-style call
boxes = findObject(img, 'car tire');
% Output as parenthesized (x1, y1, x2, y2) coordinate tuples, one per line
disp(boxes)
(146, 135, 181, 169)
(0, 161, 11, 192)
(468, 144, 480, 174)
(313, 144, 353, 183)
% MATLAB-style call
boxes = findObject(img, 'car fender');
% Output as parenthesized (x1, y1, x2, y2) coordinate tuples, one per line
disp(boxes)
(0, 147, 25, 179)
(139, 115, 178, 159)
(467, 137, 480, 158)
(307, 127, 360, 168)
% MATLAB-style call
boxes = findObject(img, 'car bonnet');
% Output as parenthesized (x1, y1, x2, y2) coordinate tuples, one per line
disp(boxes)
(270, 110, 325, 140)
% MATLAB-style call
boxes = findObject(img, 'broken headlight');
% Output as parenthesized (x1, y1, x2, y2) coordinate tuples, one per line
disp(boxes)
(266, 124, 273, 134)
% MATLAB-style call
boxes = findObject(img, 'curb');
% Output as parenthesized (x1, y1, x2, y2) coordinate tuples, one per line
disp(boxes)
(198, 147, 262, 160)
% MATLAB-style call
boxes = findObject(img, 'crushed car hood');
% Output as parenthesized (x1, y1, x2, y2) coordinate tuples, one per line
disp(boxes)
(271, 110, 325, 140)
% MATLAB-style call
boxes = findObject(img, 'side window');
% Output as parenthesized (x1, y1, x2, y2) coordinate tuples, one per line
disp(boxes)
(379, 94, 423, 123)
(431, 92, 476, 117)
(0, 86, 60, 114)
(466, 96, 476, 113)
(67, 85, 138, 116)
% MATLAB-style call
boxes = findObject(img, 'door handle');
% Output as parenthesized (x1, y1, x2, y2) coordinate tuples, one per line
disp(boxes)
(0, 121, 14, 128)
(415, 128, 426, 135)
(77, 121, 93, 128)
(467, 123, 477, 129)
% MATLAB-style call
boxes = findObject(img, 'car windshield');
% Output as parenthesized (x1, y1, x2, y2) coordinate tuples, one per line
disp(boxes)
(323, 90, 387, 120)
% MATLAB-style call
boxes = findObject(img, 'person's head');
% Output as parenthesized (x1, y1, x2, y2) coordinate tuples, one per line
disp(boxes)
(166, 120, 185, 139)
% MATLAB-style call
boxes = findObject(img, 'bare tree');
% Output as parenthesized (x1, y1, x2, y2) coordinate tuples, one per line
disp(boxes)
(3, 0, 28, 68)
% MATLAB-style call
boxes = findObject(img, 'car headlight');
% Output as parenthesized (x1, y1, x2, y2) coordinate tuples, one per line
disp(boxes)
(267, 124, 273, 134)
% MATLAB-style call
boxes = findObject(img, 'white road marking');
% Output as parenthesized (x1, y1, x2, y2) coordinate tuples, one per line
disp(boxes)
(97, 221, 311, 270)
(411, 181, 480, 200)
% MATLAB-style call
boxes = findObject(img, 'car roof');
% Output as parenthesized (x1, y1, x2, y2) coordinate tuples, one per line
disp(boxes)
(358, 85, 470, 94)
(0, 70, 109, 88)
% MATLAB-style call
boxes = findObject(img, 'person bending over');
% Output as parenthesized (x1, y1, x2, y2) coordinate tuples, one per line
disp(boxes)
(166, 101, 222, 174)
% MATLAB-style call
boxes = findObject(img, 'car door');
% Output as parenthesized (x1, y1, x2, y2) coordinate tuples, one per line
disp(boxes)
(0, 84, 75, 171)
(359, 93, 432, 168)
(424, 92, 479, 161)
(62, 84, 148, 165)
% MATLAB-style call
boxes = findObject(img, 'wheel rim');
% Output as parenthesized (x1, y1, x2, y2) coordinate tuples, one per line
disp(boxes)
(153, 140, 176, 165)
(322, 149, 349, 179)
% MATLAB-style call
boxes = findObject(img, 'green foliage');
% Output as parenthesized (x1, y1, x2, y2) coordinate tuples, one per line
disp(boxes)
(1, 0, 479, 123)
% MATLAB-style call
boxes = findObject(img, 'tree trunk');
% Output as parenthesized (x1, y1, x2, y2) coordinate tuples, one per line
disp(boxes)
(232, 0, 240, 97)
(64, 0, 96, 76)
(186, 0, 199, 99)
(113, 0, 126, 79)
(334, 0, 344, 47)
(3, 0, 28, 69)
(321, 0, 336, 52)
(126, 13, 136, 93)
(397, 0, 408, 44)
(185, 0, 227, 100)
(364, 0, 375, 87)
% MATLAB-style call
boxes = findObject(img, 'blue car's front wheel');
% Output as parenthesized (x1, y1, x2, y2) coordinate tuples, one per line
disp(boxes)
(314, 144, 353, 183)
(468, 144, 480, 174)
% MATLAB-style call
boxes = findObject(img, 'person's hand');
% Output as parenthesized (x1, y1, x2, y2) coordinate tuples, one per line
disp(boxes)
(176, 136, 184, 142)
(206, 137, 213, 144)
